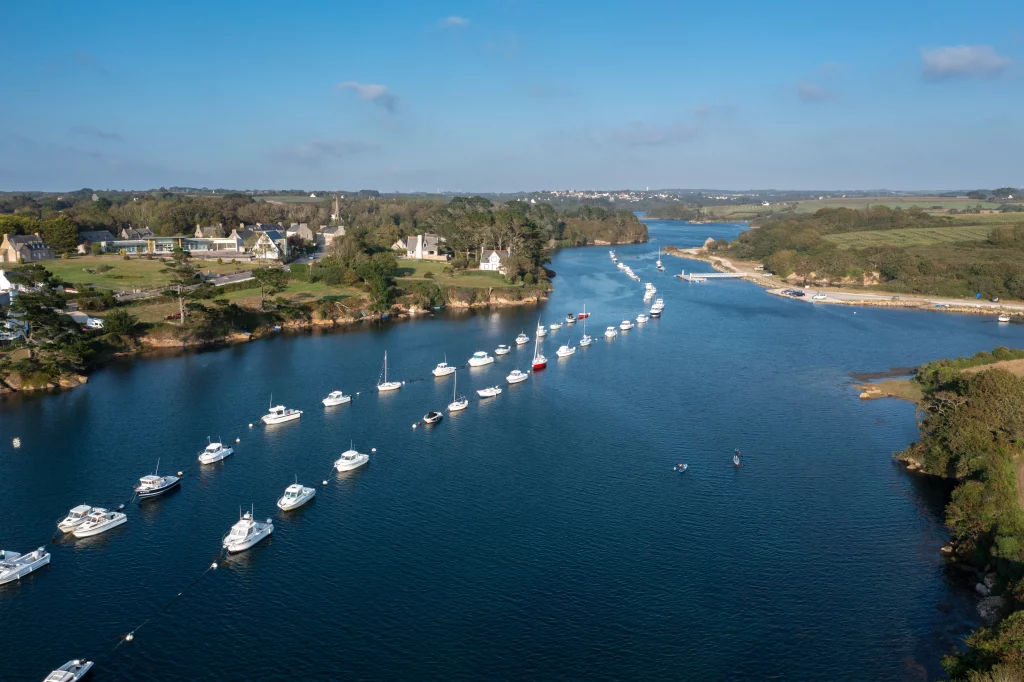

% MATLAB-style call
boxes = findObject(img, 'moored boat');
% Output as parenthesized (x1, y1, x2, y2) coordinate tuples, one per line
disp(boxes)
(565, 313, 576, 324)
(495, 344, 511, 356)
(468, 351, 494, 367)
(262, 401, 302, 425)
(44, 659, 93, 682)
(998, 313, 1011, 323)
(73, 508, 127, 539)
(276, 481, 315, 511)
(0, 546, 51, 585)
(605, 326, 618, 338)
(619, 320, 634, 331)
(335, 444, 369, 472)
(423, 411, 443, 424)
(134, 459, 180, 499)
(222, 509, 273, 553)
(198, 439, 233, 464)
(432, 355, 456, 377)
(515, 332, 530, 345)
(448, 371, 469, 412)
(322, 390, 352, 406)
(506, 369, 529, 384)
(377, 351, 402, 391)
(556, 344, 576, 357)
(477, 386, 503, 398)
(57, 505, 95, 534)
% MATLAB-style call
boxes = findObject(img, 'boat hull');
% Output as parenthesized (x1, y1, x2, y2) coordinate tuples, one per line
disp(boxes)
(277, 490, 315, 511)
(73, 514, 127, 538)
(507, 373, 529, 384)
(224, 526, 273, 553)
(335, 456, 369, 472)
(432, 367, 456, 377)
(448, 400, 469, 412)
(199, 447, 233, 464)
(377, 382, 402, 392)
(0, 550, 50, 585)
(136, 478, 181, 499)
(322, 396, 352, 406)
(262, 412, 301, 425)
(468, 358, 494, 367)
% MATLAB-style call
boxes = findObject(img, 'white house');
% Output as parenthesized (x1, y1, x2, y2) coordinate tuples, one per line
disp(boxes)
(251, 230, 289, 261)
(479, 250, 509, 273)
(396, 233, 449, 261)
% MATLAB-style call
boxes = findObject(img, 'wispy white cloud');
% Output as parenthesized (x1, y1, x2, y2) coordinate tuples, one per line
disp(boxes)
(70, 125, 122, 141)
(439, 16, 469, 28)
(921, 45, 1012, 79)
(270, 139, 379, 166)
(335, 82, 399, 113)
(609, 122, 696, 147)
(797, 82, 837, 102)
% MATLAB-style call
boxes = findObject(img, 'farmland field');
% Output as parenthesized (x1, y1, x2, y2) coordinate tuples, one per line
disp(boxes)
(792, 196, 1003, 213)
(824, 225, 992, 248)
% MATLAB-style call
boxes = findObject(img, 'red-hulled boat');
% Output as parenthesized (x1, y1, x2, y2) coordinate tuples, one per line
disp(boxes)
(532, 314, 547, 370)
(577, 303, 590, 320)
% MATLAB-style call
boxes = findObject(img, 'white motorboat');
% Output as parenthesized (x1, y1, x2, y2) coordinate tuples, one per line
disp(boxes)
(605, 326, 618, 338)
(57, 505, 95, 534)
(222, 509, 273, 553)
(134, 459, 180, 499)
(44, 659, 94, 682)
(322, 390, 351, 406)
(277, 481, 315, 511)
(998, 313, 1011, 323)
(617, 262, 626, 270)
(506, 369, 529, 384)
(565, 313, 576, 324)
(609, 249, 615, 257)
(515, 332, 530, 345)
(536, 325, 548, 337)
(334, 445, 369, 472)
(494, 344, 511, 356)
(636, 314, 649, 324)
(477, 386, 502, 398)
(556, 344, 576, 357)
(653, 297, 665, 308)
(423, 411, 443, 424)
(468, 351, 494, 367)
(432, 355, 456, 377)
(377, 351, 402, 391)
(198, 439, 233, 464)
(448, 370, 469, 412)
(649, 306, 662, 317)
(644, 290, 654, 302)
(73, 508, 127, 538)
(262, 400, 302, 425)
(549, 322, 563, 330)
(0, 546, 50, 585)
(620, 320, 634, 330)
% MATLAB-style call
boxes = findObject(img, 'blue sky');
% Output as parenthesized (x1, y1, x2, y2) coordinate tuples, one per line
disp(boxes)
(1, 0, 1021, 191)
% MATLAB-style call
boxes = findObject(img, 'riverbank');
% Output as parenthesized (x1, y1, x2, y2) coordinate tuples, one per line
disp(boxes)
(663, 245, 1024, 318)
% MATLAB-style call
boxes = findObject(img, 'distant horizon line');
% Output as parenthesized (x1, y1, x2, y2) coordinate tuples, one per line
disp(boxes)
(0, 187, 1014, 196)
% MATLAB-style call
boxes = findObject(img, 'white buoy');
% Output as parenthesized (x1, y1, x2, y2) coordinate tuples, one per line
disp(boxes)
(412, 424, 417, 429)
(322, 480, 328, 486)
(248, 423, 253, 428)
(356, 392, 360, 396)
(12, 437, 21, 448)
(177, 471, 183, 477)
(210, 562, 218, 570)
(125, 633, 134, 642)
(371, 447, 376, 453)
(235, 438, 240, 443)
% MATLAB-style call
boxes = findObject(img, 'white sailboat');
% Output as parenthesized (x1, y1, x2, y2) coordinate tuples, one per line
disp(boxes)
(532, 315, 547, 370)
(656, 247, 664, 271)
(448, 370, 469, 411)
(377, 351, 402, 391)
(579, 304, 592, 346)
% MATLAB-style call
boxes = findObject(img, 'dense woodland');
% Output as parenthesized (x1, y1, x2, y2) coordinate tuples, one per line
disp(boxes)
(725, 207, 1024, 298)
(900, 350, 1024, 681)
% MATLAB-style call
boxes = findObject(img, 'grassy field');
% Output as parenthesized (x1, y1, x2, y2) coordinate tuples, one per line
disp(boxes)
(42, 255, 246, 291)
(948, 212, 1024, 225)
(792, 196, 1004, 213)
(395, 260, 519, 288)
(825, 225, 992, 248)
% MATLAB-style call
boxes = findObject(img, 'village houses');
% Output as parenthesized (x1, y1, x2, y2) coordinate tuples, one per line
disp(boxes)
(392, 233, 449, 261)
(0, 233, 54, 263)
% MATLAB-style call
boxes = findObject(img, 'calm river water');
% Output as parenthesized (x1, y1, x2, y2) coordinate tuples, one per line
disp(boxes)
(3, 220, 1023, 681)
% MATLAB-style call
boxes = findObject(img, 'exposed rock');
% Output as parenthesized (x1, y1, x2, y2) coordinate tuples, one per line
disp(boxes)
(974, 583, 991, 597)
(702, 237, 716, 250)
(983, 573, 997, 590)
(859, 392, 871, 400)
(977, 595, 1007, 626)
(57, 374, 88, 389)
(940, 543, 955, 555)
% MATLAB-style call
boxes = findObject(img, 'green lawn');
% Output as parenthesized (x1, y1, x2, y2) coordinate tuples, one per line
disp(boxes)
(793, 196, 1004, 213)
(824, 225, 992, 248)
(42, 255, 246, 291)
(395, 260, 519, 288)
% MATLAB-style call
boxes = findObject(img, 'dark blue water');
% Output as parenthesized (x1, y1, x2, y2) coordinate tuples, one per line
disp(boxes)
(3, 220, 1019, 681)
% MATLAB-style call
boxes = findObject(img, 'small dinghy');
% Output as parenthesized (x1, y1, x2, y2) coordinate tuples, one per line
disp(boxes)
(423, 411, 443, 424)
(673, 463, 688, 473)
(0, 546, 51, 585)
(44, 659, 93, 682)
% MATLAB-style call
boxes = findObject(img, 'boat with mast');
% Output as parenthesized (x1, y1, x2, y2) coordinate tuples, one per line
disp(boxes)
(656, 247, 664, 271)
(377, 351, 402, 392)
(134, 458, 181, 499)
(531, 316, 547, 370)
(432, 354, 456, 377)
(448, 370, 469, 411)
(579, 304, 592, 346)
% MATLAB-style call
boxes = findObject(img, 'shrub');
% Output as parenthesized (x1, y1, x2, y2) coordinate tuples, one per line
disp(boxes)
(424, 272, 435, 279)
(524, 272, 536, 285)
(102, 309, 140, 336)
(90, 242, 103, 256)
(95, 264, 113, 273)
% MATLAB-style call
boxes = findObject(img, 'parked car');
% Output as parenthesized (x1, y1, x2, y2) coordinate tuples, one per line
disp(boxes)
(991, 297, 1000, 302)
(84, 317, 104, 330)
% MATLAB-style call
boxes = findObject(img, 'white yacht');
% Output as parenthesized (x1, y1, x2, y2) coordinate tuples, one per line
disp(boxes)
(494, 344, 511, 356)
(134, 459, 180, 499)
(334, 445, 369, 472)
(536, 325, 548, 337)
(73, 508, 127, 538)
(605, 326, 618, 338)
(262, 401, 302, 425)
(222, 509, 273, 553)
(649, 306, 662, 318)
(377, 351, 402, 392)
(322, 390, 351, 406)
(998, 313, 1011, 323)
(653, 297, 665, 309)
(468, 351, 494, 367)
(636, 313, 649, 324)
(448, 371, 469, 412)
(57, 505, 95, 534)
(477, 385, 502, 398)
(277, 481, 315, 511)
(515, 332, 530, 345)
(198, 439, 233, 464)
(506, 369, 529, 384)
(617, 262, 626, 270)
(549, 322, 563, 330)
(556, 344, 576, 357)
(44, 659, 94, 682)
(432, 355, 456, 377)
(656, 248, 664, 270)
(620, 319, 635, 331)
(0, 546, 51, 585)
